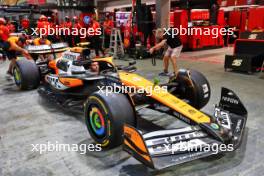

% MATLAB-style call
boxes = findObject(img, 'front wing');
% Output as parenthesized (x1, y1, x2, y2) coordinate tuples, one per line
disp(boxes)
(123, 88, 247, 169)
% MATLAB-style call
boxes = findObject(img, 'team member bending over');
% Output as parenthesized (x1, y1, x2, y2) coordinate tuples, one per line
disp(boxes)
(150, 28, 182, 77)
(5, 36, 32, 77)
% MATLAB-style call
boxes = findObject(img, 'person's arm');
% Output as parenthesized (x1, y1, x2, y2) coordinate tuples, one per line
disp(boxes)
(10, 42, 33, 60)
(22, 49, 33, 60)
(46, 40, 51, 45)
(149, 39, 166, 54)
(10, 42, 24, 53)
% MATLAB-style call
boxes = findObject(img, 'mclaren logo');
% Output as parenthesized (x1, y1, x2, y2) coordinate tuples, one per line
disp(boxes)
(232, 59, 243, 67)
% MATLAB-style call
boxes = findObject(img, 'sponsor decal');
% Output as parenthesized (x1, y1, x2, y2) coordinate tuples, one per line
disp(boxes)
(210, 123, 220, 130)
(214, 108, 231, 129)
(232, 59, 243, 67)
(188, 109, 197, 115)
(197, 115, 204, 119)
(202, 84, 209, 94)
(46, 75, 68, 90)
(173, 111, 191, 124)
(222, 96, 239, 105)
(171, 151, 207, 162)
(171, 99, 180, 104)
(132, 77, 142, 82)
(146, 132, 206, 147)
(248, 34, 257, 39)
(235, 119, 242, 133)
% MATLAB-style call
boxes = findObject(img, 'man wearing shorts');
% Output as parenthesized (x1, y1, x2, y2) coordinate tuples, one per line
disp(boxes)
(150, 28, 182, 76)
(5, 36, 32, 77)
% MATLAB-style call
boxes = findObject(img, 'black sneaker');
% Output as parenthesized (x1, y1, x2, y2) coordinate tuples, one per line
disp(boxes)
(159, 71, 170, 76)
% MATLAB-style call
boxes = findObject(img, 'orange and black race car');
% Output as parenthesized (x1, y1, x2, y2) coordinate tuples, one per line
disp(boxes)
(13, 44, 247, 170)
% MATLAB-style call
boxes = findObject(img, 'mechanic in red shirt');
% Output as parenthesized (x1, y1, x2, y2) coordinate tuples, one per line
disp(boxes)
(62, 16, 73, 47)
(6, 20, 15, 33)
(37, 15, 50, 37)
(0, 18, 10, 42)
(0, 18, 10, 62)
(21, 17, 31, 35)
(103, 14, 114, 49)
(88, 17, 104, 57)
(47, 16, 59, 43)
(72, 16, 82, 46)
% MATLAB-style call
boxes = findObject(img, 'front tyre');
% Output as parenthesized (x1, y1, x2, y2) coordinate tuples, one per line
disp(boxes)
(169, 69, 211, 109)
(84, 92, 135, 149)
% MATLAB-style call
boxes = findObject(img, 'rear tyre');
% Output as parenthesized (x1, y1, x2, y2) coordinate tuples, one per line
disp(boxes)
(169, 69, 211, 109)
(84, 91, 135, 149)
(13, 59, 40, 90)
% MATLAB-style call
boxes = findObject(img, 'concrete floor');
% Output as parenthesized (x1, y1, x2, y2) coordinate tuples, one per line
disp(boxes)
(0, 47, 264, 176)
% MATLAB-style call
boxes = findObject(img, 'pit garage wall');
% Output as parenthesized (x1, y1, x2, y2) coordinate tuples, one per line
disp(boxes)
(100, 0, 170, 27)
(101, 0, 156, 11)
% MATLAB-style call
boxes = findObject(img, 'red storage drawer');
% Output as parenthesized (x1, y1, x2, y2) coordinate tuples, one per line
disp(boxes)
(248, 8, 264, 31)
(200, 27, 210, 47)
(174, 10, 188, 28)
(190, 10, 209, 21)
(237, 0, 247, 5)
(174, 10, 188, 47)
(227, 0, 236, 6)
(170, 12, 174, 27)
(215, 26, 224, 47)
(229, 11, 241, 28)
(188, 27, 202, 49)
(217, 10, 225, 26)
(209, 27, 217, 47)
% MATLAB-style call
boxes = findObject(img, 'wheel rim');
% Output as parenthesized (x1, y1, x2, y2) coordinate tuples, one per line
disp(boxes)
(88, 106, 106, 138)
(13, 67, 21, 86)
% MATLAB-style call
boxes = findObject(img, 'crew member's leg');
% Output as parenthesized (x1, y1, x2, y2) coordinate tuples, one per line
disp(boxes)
(6, 50, 17, 76)
(94, 36, 104, 57)
(159, 47, 171, 76)
(104, 34, 110, 49)
(163, 56, 169, 73)
(93, 36, 100, 56)
(170, 45, 183, 76)
(170, 56, 178, 75)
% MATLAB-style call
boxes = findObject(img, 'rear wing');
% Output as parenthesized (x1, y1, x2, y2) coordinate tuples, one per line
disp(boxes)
(25, 43, 69, 54)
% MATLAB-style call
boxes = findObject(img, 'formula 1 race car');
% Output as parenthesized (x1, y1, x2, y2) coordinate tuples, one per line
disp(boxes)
(13, 43, 247, 170)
